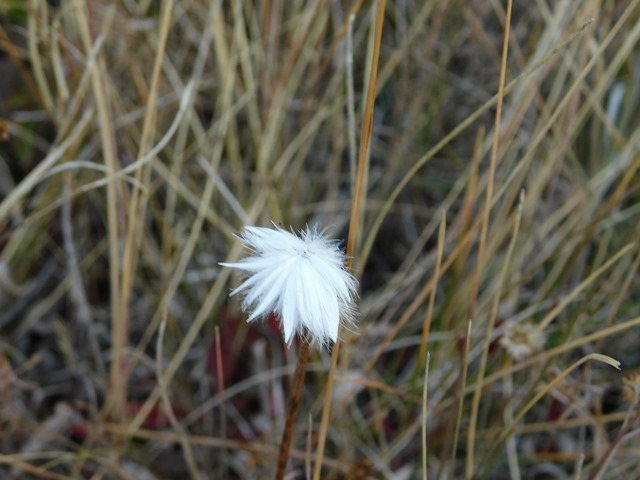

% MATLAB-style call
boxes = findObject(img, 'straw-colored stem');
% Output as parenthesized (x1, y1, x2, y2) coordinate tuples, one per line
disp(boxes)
(73, 1, 124, 421)
(467, 189, 523, 479)
(27, 0, 54, 115)
(118, 0, 174, 425)
(421, 352, 431, 480)
(417, 212, 446, 370)
(465, 0, 513, 475)
(450, 319, 472, 473)
(312, 1, 386, 478)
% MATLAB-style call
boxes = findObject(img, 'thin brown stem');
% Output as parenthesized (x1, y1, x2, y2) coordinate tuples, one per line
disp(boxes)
(274, 341, 311, 480)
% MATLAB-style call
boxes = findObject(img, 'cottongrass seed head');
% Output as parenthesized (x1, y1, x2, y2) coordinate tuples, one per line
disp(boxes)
(500, 321, 546, 361)
(220, 224, 358, 347)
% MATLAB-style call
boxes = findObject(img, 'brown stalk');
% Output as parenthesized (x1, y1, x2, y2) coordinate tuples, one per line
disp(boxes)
(274, 341, 311, 480)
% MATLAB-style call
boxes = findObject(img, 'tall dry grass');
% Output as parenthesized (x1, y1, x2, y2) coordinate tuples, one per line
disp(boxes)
(0, 0, 639, 478)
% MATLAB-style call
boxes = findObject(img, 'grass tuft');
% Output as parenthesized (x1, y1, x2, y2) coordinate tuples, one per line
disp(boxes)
(0, 1, 639, 478)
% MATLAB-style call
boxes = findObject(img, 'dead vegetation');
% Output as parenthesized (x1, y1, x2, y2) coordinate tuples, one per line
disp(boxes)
(0, 0, 639, 478)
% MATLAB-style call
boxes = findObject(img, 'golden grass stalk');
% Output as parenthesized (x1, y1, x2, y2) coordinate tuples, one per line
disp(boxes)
(312, 1, 387, 477)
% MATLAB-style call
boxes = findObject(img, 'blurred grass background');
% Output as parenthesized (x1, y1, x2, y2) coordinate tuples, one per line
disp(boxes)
(0, 0, 639, 478)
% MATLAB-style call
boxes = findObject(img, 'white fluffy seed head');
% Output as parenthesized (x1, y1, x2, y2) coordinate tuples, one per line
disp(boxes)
(220, 224, 358, 348)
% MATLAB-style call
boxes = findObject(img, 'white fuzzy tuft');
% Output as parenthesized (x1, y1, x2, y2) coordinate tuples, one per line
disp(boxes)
(220, 224, 358, 347)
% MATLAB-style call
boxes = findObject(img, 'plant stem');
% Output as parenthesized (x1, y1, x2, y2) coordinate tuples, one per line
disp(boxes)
(465, 0, 512, 475)
(274, 341, 310, 480)
(313, 1, 387, 478)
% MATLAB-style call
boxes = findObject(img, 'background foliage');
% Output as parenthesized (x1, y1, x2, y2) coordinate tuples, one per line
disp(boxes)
(0, 0, 639, 478)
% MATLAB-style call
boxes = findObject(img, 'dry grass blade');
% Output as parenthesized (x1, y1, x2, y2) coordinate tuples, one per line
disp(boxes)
(491, 354, 621, 456)
(2, 1, 639, 478)
(313, 1, 387, 479)
(422, 351, 431, 480)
